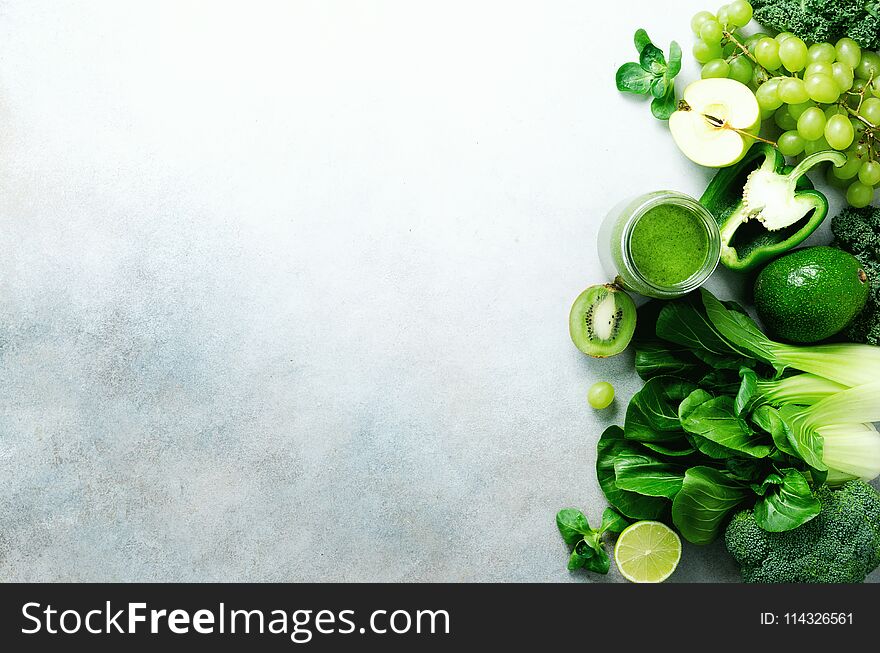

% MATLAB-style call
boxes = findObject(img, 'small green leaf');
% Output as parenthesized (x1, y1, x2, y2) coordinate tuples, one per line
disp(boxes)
(633, 28, 652, 54)
(599, 507, 629, 535)
(650, 74, 668, 99)
(651, 85, 677, 120)
(751, 405, 799, 457)
(753, 469, 821, 532)
(667, 41, 682, 77)
(735, 367, 758, 416)
(582, 547, 611, 574)
(778, 404, 826, 471)
(639, 43, 667, 74)
(615, 62, 654, 94)
(567, 548, 589, 571)
(672, 466, 750, 545)
(556, 509, 591, 546)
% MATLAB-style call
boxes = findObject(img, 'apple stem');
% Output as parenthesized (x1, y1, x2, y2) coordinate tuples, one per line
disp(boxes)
(698, 109, 778, 147)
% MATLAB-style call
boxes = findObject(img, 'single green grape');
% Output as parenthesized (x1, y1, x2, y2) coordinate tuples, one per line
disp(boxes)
(744, 32, 770, 51)
(754, 37, 781, 70)
(830, 153, 862, 180)
(779, 36, 807, 72)
(716, 6, 731, 28)
(756, 78, 783, 111)
(825, 114, 855, 150)
(858, 160, 880, 186)
(846, 180, 875, 208)
(778, 77, 809, 104)
(860, 97, 880, 125)
(807, 42, 836, 64)
(831, 62, 854, 92)
(787, 100, 814, 119)
(824, 104, 843, 121)
(797, 106, 826, 141)
(702, 58, 730, 79)
(803, 136, 831, 155)
(804, 74, 839, 103)
(728, 0, 752, 27)
(588, 382, 615, 410)
(774, 31, 795, 45)
(855, 51, 880, 80)
(777, 130, 805, 156)
(774, 105, 797, 131)
(691, 11, 716, 35)
(835, 38, 862, 69)
(849, 142, 870, 161)
(804, 62, 833, 78)
(827, 167, 853, 189)
(728, 56, 753, 84)
(700, 19, 724, 44)
(693, 40, 723, 64)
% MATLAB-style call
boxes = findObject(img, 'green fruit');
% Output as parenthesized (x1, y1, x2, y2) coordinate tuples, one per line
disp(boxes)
(754, 247, 870, 343)
(588, 381, 615, 409)
(569, 284, 636, 357)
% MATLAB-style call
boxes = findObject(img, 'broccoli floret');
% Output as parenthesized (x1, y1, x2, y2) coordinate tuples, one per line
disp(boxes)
(725, 481, 880, 583)
(751, 0, 880, 50)
(831, 207, 880, 345)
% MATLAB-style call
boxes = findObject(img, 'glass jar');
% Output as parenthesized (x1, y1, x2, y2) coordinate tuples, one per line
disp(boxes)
(597, 191, 721, 299)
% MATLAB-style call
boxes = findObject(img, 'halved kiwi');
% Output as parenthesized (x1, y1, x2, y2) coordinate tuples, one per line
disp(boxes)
(569, 284, 637, 357)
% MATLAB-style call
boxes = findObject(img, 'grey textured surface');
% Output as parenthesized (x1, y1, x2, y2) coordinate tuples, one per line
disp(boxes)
(0, 0, 877, 582)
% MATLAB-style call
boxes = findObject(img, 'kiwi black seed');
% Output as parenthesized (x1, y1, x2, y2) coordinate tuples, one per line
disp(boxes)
(569, 284, 637, 357)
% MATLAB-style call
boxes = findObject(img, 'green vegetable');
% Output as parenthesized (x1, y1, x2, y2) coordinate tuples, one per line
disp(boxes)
(831, 206, 880, 346)
(750, 0, 880, 51)
(725, 480, 880, 583)
(556, 507, 629, 573)
(615, 29, 682, 120)
(699, 143, 844, 271)
(753, 246, 870, 343)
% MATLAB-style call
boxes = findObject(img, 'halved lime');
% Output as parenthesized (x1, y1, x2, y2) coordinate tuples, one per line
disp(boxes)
(614, 521, 681, 583)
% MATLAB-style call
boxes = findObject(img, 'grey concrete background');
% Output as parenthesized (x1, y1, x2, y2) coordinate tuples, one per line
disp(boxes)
(0, 0, 877, 582)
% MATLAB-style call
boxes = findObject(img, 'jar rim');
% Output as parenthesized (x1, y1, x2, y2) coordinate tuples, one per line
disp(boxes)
(619, 191, 721, 297)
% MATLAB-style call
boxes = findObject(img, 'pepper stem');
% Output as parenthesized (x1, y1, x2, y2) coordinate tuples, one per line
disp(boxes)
(786, 150, 847, 183)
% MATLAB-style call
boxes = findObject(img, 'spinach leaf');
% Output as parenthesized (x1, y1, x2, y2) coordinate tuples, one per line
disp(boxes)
(753, 469, 821, 532)
(679, 390, 772, 458)
(616, 62, 654, 94)
(671, 466, 751, 545)
(599, 507, 629, 535)
(699, 288, 777, 363)
(614, 456, 685, 499)
(614, 29, 681, 121)
(651, 84, 677, 120)
(625, 376, 697, 443)
(578, 540, 611, 574)
(557, 506, 629, 574)
(642, 440, 697, 457)
(735, 367, 758, 416)
(596, 426, 669, 520)
(656, 296, 754, 361)
(556, 508, 592, 546)
(634, 340, 705, 381)
(633, 28, 652, 54)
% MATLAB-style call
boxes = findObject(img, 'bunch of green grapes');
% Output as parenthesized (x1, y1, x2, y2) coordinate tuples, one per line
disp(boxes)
(690, 0, 880, 208)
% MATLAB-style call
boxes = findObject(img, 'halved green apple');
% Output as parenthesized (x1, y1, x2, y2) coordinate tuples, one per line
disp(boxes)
(669, 78, 761, 168)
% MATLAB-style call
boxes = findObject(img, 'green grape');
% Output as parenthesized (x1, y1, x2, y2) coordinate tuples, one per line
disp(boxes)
(830, 154, 861, 180)
(860, 97, 880, 124)
(775, 31, 795, 44)
(804, 74, 839, 103)
(831, 62, 854, 92)
(779, 37, 807, 72)
(777, 130, 805, 156)
(717, 6, 730, 28)
(847, 180, 875, 208)
(693, 40, 723, 64)
(805, 62, 833, 78)
(824, 105, 843, 121)
(787, 100, 814, 119)
(774, 105, 797, 131)
(778, 77, 809, 104)
(804, 136, 831, 155)
(849, 142, 870, 161)
(825, 114, 855, 150)
(835, 38, 862, 69)
(859, 160, 880, 186)
(754, 37, 782, 70)
(728, 56, 754, 84)
(744, 33, 770, 51)
(702, 58, 730, 79)
(807, 42, 836, 64)
(588, 382, 615, 410)
(756, 78, 783, 111)
(869, 78, 880, 98)
(691, 11, 716, 35)
(728, 0, 753, 27)
(752, 64, 771, 87)
(797, 106, 826, 141)
(700, 19, 724, 44)
(855, 51, 880, 80)
(827, 167, 853, 189)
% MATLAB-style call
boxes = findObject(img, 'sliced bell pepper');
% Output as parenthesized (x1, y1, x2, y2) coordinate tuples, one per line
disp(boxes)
(699, 143, 846, 272)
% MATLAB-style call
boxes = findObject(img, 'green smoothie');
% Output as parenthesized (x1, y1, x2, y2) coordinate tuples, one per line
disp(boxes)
(629, 203, 710, 287)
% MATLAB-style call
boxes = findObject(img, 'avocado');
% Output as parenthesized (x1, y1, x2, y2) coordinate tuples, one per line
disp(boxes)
(754, 246, 870, 344)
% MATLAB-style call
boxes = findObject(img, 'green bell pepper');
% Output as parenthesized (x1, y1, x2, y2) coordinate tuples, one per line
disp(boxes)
(699, 143, 845, 272)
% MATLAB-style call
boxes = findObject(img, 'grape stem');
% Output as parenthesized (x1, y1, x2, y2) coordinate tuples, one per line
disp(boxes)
(678, 101, 778, 147)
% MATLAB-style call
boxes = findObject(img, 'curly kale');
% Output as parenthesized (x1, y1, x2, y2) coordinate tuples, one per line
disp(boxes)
(725, 481, 880, 583)
(751, 0, 880, 50)
(831, 207, 880, 345)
